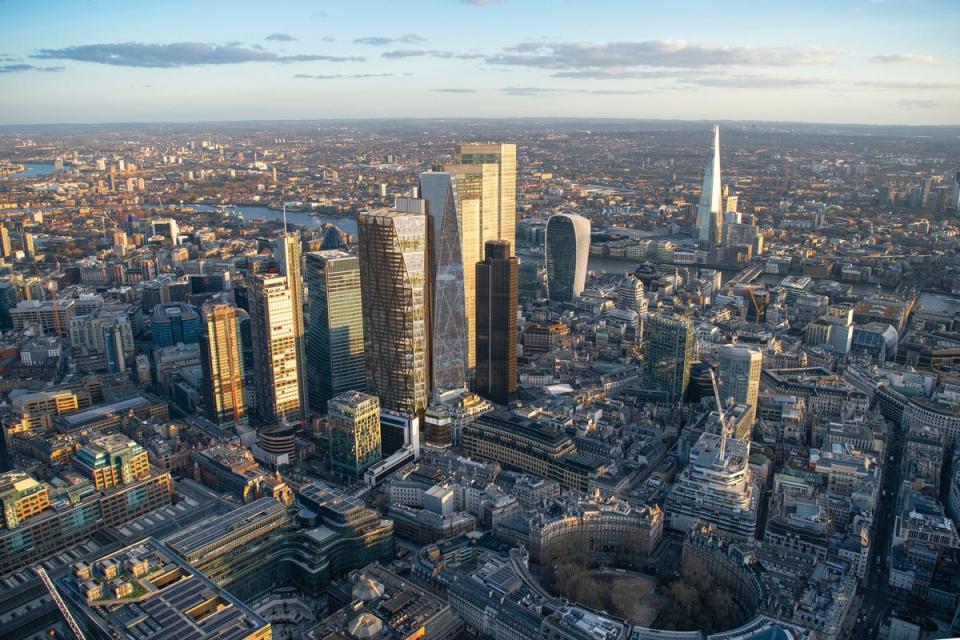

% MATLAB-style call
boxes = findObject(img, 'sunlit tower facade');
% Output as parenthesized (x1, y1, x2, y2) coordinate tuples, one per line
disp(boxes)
(358, 200, 430, 417)
(249, 273, 303, 423)
(718, 345, 762, 433)
(328, 390, 382, 479)
(305, 250, 366, 413)
(199, 302, 246, 429)
(275, 230, 308, 413)
(454, 143, 517, 246)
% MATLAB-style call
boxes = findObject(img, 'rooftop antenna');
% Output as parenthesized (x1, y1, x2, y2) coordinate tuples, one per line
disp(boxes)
(282, 200, 288, 235)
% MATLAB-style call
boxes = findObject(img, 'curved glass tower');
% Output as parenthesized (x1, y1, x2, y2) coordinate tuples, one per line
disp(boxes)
(544, 213, 591, 302)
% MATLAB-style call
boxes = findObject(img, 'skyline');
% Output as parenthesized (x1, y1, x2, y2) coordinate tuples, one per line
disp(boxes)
(0, 0, 958, 126)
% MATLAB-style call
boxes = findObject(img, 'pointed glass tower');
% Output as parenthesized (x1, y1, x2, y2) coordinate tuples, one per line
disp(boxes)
(696, 125, 723, 245)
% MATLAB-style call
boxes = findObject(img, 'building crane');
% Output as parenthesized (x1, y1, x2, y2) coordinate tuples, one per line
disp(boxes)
(708, 368, 730, 463)
(34, 565, 87, 640)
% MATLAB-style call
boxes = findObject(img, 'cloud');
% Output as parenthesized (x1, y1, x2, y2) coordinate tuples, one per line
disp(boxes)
(33, 42, 364, 68)
(382, 49, 484, 60)
(295, 72, 394, 79)
(501, 86, 646, 96)
(0, 64, 64, 73)
(354, 34, 426, 46)
(265, 33, 297, 42)
(487, 39, 841, 70)
(869, 53, 937, 65)
(431, 88, 478, 93)
(897, 99, 942, 109)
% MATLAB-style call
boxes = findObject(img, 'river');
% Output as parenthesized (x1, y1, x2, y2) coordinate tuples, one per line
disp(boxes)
(188, 204, 357, 235)
(1, 162, 59, 179)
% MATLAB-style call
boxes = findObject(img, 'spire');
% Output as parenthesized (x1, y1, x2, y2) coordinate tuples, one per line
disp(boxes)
(696, 124, 723, 246)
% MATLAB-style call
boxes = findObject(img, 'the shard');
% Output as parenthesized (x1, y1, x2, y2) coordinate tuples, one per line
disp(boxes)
(695, 124, 723, 245)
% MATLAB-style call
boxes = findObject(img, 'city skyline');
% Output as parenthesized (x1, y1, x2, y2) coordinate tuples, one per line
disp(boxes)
(0, 0, 957, 126)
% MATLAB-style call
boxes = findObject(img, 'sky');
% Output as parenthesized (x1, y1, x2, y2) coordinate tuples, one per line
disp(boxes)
(0, 0, 958, 126)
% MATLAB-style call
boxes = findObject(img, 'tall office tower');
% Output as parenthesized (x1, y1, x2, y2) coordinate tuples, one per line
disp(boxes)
(328, 390, 382, 479)
(544, 213, 591, 302)
(358, 200, 430, 417)
(420, 172, 480, 392)
(695, 125, 723, 245)
(718, 345, 762, 432)
(644, 313, 695, 403)
(151, 302, 200, 348)
(920, 176, 934, 209)
(305, 250, 366, 413)
(455, 143, 517, 245)
(199, 302, 246, 428)
(951, 170, 960, 210)
(476, 240, 519, 405)
(248, 274, 303, 423)
(0, 226, 11, 258)
(275, 230, 308, 413)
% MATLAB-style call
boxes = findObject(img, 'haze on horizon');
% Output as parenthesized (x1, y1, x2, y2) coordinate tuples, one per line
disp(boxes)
(0, 0, 957, 127)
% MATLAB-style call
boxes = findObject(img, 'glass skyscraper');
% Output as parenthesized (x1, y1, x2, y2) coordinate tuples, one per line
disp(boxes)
(328, 390, 382, 479)
(544, 213, 591, 302)
(454, 142, 517, 246)
(644, 313, 695, 403)
(305, 250, 366, 414)
(358, 201, 429, 417)
(275, 231, 308, 414)
(420, 171, 480, 393)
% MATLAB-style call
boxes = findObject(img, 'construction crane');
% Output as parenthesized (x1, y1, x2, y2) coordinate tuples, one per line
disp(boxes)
(708, 368, 730, 463)
(34, 565, 87, 640)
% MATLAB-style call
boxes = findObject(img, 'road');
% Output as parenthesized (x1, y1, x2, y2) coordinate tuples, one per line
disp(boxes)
(854, 427, 904, 640)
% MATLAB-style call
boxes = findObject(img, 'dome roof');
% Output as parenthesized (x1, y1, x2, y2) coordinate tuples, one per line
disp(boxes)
(351, 577, 385, 602)
(348, 613, 383, 639)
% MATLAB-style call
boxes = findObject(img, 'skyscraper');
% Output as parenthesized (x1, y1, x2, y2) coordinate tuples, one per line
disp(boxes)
(0, 226, 13, 258)
(717, 345, 762, 433)
(645, 313, 695, 403)
(544, 213, 591, 302)
(420, 171, 480, 392)
(275, 230, 308, 413)
(199, 302, 246, 429)
(455, 142, 517, 246)
(328, 390, 382, 479)
(305, 250, 366, 413)
(476, 240, 518, 405)
(248, 274, 303, 423)
(358, 200, 430, 417)
(695, 125, 723, 245)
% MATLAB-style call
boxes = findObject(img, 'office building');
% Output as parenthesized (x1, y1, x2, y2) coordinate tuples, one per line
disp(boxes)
(421, 171, 481, 392)
(305, 250, 366, 413)
(327, 391, 381, 479)
(70, 310, 134, 374)
(248, 273, 303, 423)
(275, 230, 308, 413)
(454, 142, 517, 246)
(149, 217, 180, 245)
(718, 345, 762, 433)
(644, 313, 695, 403)
(329, 391, 383, 479)
(358, 202, 429, 416)
(544, 213, 591, 302)
(199, 302, 246, 428)
(518, 259, 544, 301)
(696, 125, 723, 245)
(665, 432, 760, 539)
(150, 302, 200, 348)
(73, 434, 150, 490)
(475, 239, 518, 405)
(0, 471, 50, 529)
(10, 298, 76, 338)
(0, 226, 11, 257)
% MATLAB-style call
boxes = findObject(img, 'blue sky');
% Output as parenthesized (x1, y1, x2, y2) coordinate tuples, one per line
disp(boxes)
(0, 0, 957, 125)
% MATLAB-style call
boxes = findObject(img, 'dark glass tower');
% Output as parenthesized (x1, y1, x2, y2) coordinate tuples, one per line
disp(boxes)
(644, 312, 695, 403)
(476, 240, 518, 405)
